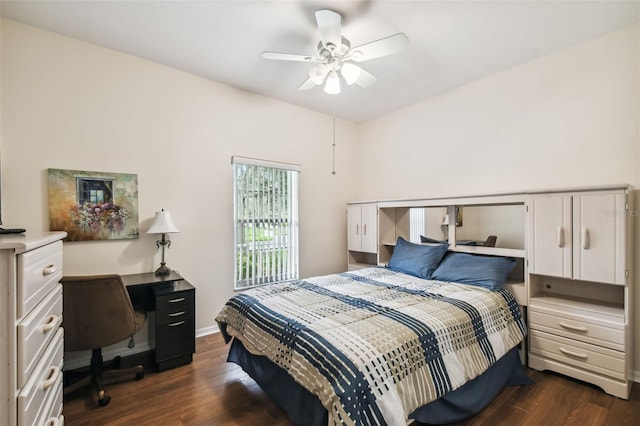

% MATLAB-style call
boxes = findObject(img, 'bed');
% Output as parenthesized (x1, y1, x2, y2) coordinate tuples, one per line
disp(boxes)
(216, 241, 529, 426)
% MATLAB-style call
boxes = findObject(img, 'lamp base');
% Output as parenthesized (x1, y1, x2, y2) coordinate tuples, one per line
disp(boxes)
(155, 264, 172, 275)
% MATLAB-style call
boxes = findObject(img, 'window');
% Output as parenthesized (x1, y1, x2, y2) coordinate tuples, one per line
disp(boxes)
(76, 177, 114, 205)
(232, 156, 299, 289)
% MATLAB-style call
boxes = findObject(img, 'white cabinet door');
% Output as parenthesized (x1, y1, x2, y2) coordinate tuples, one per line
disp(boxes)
(573, 193, 626, 285)
(360, 204, 378, 254)
(347, 204, 378, 254)
(347, 204, 363, 252)
(529, 195, 572, 278)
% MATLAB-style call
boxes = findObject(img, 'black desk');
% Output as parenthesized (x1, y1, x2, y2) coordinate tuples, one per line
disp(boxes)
(122, 272, 196, 371)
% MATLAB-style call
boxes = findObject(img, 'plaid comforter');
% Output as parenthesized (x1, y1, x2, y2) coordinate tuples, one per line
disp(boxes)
(216, 267, 526, 426)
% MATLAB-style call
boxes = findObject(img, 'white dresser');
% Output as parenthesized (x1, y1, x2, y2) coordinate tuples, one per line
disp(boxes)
(1, 232, 66, 426)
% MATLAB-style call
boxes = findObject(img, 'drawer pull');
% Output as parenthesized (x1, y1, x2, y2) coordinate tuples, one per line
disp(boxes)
(556, 227, 564, 247)
(559, 347, 588, 360)
(41, 366, 60, 390)
(168, 297, 185, 303)
(168, 321, 185, 327)
(42, 264, 57, 275)
(42, 314, 59, 333)
(582, 228, 590, 250)
(46, 418, 60, 426)
(169, 311, 186, 317)
(558, 322, 588, 333)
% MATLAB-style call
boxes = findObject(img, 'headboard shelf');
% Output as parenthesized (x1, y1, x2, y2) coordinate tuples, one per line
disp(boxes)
(448, 245, 525, 258)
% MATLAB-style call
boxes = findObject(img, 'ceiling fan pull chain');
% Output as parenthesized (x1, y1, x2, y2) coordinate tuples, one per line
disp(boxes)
(332, 96, 337, 175)
(332, 115, 336, 175)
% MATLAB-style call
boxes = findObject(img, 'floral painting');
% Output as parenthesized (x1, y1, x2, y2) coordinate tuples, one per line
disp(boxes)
(48, 168, 139, 241)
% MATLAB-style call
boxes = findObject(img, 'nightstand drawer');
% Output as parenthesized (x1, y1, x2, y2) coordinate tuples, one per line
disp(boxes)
(529, 329, 625, 380)
(17, 285, 63, 388)
(17, 241, 63, 319)
(530, 309, 624, 351)
(529, 298, 626, 351)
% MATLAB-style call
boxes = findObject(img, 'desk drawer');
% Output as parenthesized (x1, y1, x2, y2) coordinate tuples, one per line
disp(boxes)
(17, 284, 63, 388)
(17, 241, 63, 318)
(156, 290, 194, 326)
(156, 315, 195, 362)
(529, 329, 625, 380)
(18, 328, 64, 426)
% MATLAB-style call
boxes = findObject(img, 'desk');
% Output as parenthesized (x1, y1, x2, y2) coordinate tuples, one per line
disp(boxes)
(122, 272, 195, 371)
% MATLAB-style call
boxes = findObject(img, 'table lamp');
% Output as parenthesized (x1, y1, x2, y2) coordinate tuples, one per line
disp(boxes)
(147, 209, 180, 275)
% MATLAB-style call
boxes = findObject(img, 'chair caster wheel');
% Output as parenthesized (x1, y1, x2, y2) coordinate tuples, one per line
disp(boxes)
(98, 394, 111, 407)
(111, 356, 122, 369)
(135, 371, 145, 380)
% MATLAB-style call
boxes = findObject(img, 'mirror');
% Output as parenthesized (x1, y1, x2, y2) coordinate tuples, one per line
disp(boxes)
(408, 207, 447, 244)
(455, 205, 524, 249)
(408, 204, 525, 250)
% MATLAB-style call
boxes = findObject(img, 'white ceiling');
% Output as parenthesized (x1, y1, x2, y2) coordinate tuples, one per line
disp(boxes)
(1, 1, 638, 122)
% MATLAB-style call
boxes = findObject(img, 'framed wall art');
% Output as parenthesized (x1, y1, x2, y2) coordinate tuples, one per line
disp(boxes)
(48, 168, 139, 241)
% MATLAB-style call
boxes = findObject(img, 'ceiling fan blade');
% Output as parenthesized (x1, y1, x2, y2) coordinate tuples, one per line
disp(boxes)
(309, 64, 329, 85)
(298, 77, 317, 90)
(261, 51, 314, 62)
(315, 9, 342, 49)
(354, 67, 377, 88)
(351, 33, 409, 62)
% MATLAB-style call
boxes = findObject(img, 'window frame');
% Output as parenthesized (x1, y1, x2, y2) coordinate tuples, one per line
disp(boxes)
(232, 156, 300, 290)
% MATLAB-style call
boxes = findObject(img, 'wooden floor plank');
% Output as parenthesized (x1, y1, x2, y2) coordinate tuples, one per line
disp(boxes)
(63, 334, 638, 425)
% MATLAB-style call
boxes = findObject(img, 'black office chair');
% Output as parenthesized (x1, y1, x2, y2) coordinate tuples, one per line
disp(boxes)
(484, 235, 498, 247)
(62, 274, 146, 406)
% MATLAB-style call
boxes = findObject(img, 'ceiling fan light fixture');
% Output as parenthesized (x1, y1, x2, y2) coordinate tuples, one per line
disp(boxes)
(261, 9, 409, 94)
(324, 71, 341, 94)
(341, 63, 361, 85)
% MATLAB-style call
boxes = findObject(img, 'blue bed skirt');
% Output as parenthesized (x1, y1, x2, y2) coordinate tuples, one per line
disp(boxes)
(227, 339, 532, 425)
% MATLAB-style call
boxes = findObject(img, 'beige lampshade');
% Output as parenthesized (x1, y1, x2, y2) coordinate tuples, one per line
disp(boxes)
(146, 210, 180, 234)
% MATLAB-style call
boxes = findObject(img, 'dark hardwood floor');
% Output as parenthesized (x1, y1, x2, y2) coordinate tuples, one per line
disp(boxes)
(63, 334, 639, 425)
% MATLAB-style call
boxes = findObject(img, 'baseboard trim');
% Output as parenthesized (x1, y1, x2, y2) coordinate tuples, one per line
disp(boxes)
(633, 370, 640, 383)
(196, 325, 219, 337)
(64, 326, 220, 370)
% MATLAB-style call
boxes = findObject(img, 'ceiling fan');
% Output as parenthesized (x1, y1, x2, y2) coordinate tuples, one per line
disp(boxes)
(261, 9, 409, 94)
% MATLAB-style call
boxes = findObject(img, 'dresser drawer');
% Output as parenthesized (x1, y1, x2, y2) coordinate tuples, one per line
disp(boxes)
(37, 366, 63, 426)
(529, 329, 625, 380)
(17, 285, 63, 388)
(18, 328, 64, 426)
(17, 241, 63, 318)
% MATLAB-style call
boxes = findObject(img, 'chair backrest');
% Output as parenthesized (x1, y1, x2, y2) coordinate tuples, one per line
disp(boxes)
(484, 235, 498, 247)
(62, 274, 138, 351)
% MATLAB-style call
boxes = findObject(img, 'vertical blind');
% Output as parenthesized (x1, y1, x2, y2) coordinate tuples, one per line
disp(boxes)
(409, 208, 425, 244)
(232, 156, 299, 289)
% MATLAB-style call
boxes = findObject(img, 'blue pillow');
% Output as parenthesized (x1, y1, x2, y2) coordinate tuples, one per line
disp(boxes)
(388, 237, 448, 279)
(431, 252, 516, 290)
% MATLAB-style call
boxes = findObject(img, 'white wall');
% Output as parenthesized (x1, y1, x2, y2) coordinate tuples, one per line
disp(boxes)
(358, 24, 638, 200)
(357, 25, 640, 375)
(3, 18, 640, 377)
(1, 19, 358, 358)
